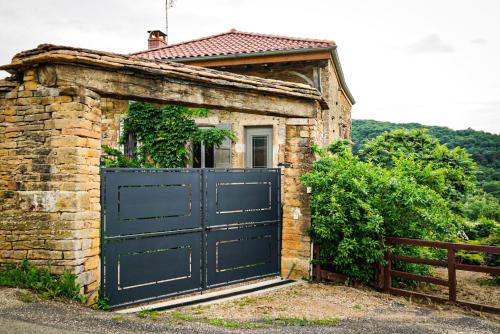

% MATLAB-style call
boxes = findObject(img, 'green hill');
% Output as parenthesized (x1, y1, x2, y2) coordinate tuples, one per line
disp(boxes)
(352, 119, 500, 197)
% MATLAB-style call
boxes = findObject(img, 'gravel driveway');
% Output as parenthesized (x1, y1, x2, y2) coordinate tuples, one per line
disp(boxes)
(0, 286, 498, 334)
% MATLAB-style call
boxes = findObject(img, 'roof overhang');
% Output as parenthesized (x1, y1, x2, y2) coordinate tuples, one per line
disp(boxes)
(165, 46, 355, 105)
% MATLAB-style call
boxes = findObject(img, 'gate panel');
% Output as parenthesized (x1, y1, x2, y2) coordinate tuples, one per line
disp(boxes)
(103, 233, 201, 306)
(103, 169, 201, 237)
(206, 224, 280, 287)
(205, 170, 280, 227)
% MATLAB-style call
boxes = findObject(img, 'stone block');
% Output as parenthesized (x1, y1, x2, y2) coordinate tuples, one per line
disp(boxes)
(27, 249, 63, 260)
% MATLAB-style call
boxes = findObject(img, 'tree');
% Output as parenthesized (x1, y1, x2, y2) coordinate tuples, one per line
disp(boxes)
(302, 141, 461, 283)
(101, 102, 234, 168)
(359, 129, 477, 213)
(352, 119, 500, 198)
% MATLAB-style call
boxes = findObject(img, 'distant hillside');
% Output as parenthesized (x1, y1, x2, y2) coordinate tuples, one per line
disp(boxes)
(352, 119, 500, 197)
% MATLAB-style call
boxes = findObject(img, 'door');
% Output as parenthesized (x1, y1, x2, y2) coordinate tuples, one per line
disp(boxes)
(246, 127, 273, 168)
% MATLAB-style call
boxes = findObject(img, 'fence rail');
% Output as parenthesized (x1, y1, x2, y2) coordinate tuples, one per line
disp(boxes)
(382, 237, 500, 314)
(313, 238, 500, 315)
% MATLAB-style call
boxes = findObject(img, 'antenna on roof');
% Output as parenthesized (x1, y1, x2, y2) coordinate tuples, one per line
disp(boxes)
(166, 0, 175, 38)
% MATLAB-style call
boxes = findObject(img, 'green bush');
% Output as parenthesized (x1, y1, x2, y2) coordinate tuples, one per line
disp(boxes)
(101, 103, 234, 168)
(464, 194, 500, 222)
(0, 259, 83, 301)
(302, 140, 461, 284)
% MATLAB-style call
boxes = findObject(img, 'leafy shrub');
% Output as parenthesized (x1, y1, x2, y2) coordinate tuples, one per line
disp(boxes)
(456, 251, 485, 265)
(94, 294, 110, 310)
(463, 217, 499, 241)
(302, 140, 461, 284)
(464, 194, 500, 222)
(0, 259, 83, 301)
(101, 103, 234, 168)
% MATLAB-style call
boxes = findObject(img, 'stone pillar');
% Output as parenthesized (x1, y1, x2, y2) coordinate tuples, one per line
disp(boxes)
(0, 69, 102, 300)
(281, 117, 317, 279)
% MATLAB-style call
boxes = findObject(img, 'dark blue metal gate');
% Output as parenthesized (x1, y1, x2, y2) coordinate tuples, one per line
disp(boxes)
(101, 168, 281, 308)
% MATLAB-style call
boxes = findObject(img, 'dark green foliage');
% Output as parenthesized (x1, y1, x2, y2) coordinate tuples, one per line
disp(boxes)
(0, 259, 83, 301)
(101, 146, 141, 168)
(359, 129, 477, 213)
(94, 292, 110, 310)
(464, 194, 500, 222)
(352, 119, 500, 197)
(302, 140, 460, 284)
(101, 103, 234, 168)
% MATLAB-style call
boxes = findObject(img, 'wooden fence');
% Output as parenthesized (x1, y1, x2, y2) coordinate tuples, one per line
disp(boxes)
(313, 238, 500, 314)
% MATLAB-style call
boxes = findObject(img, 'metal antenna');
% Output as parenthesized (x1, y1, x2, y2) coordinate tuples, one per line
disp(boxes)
(166, 0, 175, 38)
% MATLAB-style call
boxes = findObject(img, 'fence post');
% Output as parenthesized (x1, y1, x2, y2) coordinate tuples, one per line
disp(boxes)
(448, 248, 457, 302)
(313, 243, 321, 283)
(383, 250, 392, 292)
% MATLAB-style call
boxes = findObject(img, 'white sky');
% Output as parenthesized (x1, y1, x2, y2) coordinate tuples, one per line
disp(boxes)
(0, 0, 499, 133)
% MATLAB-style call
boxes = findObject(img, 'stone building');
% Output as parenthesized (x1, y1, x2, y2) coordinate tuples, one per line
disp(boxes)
(0, 30, 354, 304)
(102, 29, 355, 170)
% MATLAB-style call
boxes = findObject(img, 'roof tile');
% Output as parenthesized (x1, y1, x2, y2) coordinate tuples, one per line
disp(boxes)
(132, 29, 336, 60)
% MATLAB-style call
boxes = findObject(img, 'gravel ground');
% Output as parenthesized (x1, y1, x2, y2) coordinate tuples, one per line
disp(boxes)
(416, 268, 500, 307)
(0, 285, 499, 334)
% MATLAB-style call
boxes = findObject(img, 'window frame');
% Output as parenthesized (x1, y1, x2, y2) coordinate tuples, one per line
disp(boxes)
(245, 127, 273, 169)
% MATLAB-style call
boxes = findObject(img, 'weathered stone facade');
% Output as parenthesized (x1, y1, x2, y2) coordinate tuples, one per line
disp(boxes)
(199, 59, 353, 144)
(0, 44, 331, 299)
(282, 118, 318, 278)
(101, 98, 128, 149)
(0, 71, 101, 299)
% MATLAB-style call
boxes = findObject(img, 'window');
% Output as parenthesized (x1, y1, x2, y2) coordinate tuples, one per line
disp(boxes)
(192, 124, 232, 168)
(192, 141, 214, 168)
(246, 127, 273, 168)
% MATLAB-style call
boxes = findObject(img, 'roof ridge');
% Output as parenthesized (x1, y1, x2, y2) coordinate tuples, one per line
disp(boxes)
(130, 30, 233, 56)
(131, 29, 335, 56)
(229, 29, 336, 45)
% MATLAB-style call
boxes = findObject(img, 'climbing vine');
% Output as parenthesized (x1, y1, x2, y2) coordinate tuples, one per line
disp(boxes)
(101, 102, 235, 168)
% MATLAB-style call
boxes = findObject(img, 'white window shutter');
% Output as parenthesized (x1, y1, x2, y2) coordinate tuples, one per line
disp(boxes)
(215, 123, 232, 168)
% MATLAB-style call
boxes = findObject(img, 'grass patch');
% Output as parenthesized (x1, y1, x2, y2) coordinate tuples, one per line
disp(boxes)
(265, 316, 341, 327)
(16, 290, 34, 303)
(136, 309, 160, 321)
(0, 259, 83, 302)
(94, 295, 111, 311)
(232, 296, 266, 308)
(189, 305, 209, 314)
(352, 304, 363, 311)
(111, 315, 124, 321)
(167, 311, 265, 329)
(207, 319, 264, 329)
(170, 311, 197, 322)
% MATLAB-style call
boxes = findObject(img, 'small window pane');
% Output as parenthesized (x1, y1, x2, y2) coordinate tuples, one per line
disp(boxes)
(205, 145, 214, 168)
(192, 142, 202, 168)
(252, 136, 268, 168)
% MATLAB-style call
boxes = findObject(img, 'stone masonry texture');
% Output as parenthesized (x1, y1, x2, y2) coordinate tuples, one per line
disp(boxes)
(0, 70, 101, 301)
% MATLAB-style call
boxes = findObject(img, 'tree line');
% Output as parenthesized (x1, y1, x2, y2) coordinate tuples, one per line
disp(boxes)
(352, 119, 500, 197)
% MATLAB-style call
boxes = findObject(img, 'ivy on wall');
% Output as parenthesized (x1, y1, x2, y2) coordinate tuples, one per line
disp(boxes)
(101, 102, 235, 168)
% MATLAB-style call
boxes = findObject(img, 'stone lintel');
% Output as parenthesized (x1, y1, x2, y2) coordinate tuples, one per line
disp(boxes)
(286, 118, 317, 126)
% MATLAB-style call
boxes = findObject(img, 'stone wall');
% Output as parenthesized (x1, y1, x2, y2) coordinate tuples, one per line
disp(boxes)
(281, 118, 318, 278)
(0, 70, 101, 299)
(101, 98, 128, 149)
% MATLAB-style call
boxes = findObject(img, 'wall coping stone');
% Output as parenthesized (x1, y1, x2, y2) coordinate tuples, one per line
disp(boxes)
(1, 44, 327, 108)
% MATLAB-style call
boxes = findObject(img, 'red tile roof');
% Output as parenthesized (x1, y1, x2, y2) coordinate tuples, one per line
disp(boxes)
(132, 29, 336, 60)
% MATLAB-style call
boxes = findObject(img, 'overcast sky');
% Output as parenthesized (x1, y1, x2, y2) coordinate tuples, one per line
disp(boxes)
(1, 0, 499, 133)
